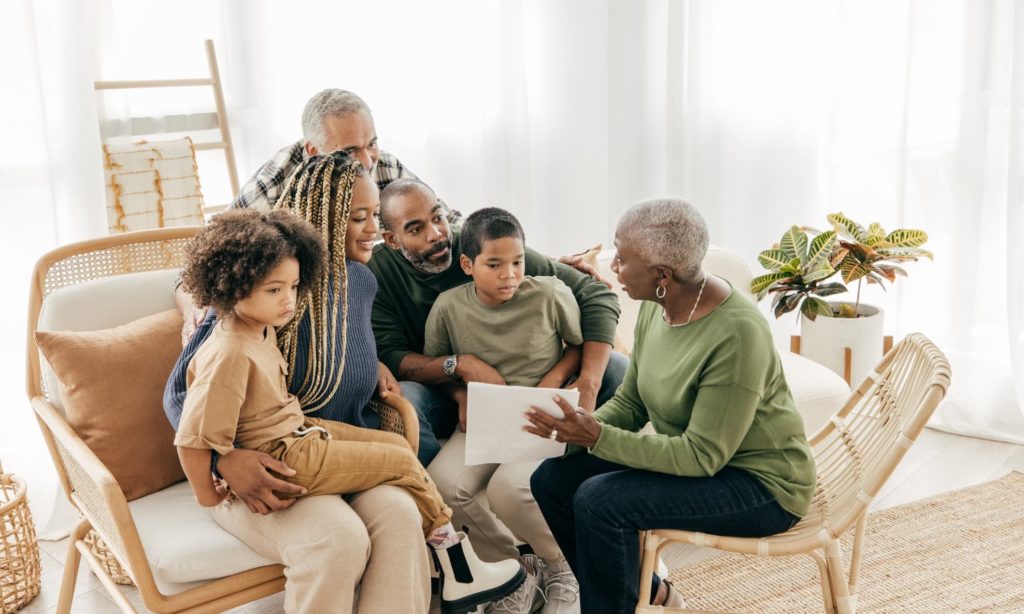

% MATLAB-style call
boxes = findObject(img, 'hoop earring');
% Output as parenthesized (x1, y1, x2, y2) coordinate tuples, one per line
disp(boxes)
(655, 285, 666, 299)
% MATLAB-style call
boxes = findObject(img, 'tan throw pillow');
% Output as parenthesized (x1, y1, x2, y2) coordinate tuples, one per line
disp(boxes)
(35, 309, 186, 501)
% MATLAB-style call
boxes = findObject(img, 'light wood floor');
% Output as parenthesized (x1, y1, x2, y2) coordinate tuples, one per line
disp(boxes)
(17, 427, 1024, 614)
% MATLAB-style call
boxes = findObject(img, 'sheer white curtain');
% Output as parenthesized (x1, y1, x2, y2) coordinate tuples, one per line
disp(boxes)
(0, 0, 108, 525)
(649, 0, 1024, 442)
(4, 0, 1022, 525)
(0, 0, 235, 525)
(226, 0, 1022, 440)
(220, 0, 617, 256)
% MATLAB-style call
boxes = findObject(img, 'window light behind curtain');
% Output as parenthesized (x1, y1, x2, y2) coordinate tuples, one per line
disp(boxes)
(2, 0, 1022, 530)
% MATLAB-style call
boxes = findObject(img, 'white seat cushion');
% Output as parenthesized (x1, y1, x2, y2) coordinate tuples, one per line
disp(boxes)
(779, 351, 850, 434)
(37, 269, 276, 585)
(128, 481, 276, 585)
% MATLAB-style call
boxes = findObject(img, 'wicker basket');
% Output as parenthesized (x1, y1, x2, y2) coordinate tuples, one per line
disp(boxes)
(0, 473, 41, 614)
(83, 530, 133, 586)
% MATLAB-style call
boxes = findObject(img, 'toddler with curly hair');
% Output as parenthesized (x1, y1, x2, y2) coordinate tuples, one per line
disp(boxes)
(171, 151, 528, 613)
(174, 210, 527, 601)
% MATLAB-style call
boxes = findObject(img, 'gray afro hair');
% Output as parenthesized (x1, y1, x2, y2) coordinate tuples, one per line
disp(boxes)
(616, 199, 709, 277)
(301, 89, 372, 150)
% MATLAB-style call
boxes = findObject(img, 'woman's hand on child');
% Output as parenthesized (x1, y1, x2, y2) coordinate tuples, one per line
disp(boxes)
(377, 362, 400, 399)
(523, 394, 602, 448)
(216, 449, 306, 515)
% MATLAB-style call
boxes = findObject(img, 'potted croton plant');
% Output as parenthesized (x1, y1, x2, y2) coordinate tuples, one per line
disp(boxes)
(751, 213, 931, 384)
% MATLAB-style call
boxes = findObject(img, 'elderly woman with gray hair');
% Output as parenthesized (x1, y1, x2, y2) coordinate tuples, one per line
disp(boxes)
(525, 199, 816, 612)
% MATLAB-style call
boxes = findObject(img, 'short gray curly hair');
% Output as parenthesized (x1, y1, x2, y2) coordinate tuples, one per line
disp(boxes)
(616, 199, 709, 278)
(301, 89, 372, 151)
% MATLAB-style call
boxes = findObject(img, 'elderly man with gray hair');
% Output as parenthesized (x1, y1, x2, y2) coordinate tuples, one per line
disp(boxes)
(524, 199, 817, 613)
(231, 88, 461, 227)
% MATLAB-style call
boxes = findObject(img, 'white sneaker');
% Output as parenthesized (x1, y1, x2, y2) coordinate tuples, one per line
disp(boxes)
(487, 555, 543, 614)
(538, 560, 579, 614)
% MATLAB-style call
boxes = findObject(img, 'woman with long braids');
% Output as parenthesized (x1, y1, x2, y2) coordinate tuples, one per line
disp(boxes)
(164, 152, 502, 613)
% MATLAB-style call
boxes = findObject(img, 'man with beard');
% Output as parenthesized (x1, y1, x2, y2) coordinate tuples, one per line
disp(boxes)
(368, 178, 626, 466)
(368, 179, 626, 613)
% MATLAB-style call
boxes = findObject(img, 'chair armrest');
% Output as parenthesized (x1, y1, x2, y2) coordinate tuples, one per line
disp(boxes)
(30, 396, 152, 587)
(367, 394, 420, 456)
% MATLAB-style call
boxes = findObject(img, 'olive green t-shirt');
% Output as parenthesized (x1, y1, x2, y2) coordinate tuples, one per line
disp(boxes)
(590, 291, 817, 517)
(367, 230, 620, 376)
(423, 276, 584, 387)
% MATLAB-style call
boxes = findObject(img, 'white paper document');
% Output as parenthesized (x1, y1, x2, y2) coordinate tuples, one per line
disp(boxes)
(464, 382, 580, 465)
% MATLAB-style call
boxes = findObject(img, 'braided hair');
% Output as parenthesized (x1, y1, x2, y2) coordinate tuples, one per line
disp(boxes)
(273, 150, 363, 413)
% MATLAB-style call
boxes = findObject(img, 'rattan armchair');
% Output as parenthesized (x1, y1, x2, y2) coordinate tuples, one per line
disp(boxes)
(635, 333, 951, 614)
(25, 227, 420, 613)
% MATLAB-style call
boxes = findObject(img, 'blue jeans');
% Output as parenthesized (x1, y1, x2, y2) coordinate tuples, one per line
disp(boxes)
(530, 454, 799, 614)
(402, 351, 630, 466)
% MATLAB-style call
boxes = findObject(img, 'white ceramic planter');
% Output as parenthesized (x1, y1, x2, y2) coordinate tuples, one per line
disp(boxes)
(800, 303, 884, 386)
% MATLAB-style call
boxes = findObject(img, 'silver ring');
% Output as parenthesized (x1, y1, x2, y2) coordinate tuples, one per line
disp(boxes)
(548, 429, 558, 441)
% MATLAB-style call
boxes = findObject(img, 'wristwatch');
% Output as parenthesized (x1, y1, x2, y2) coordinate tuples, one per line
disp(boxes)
(442, 354, 459, 380)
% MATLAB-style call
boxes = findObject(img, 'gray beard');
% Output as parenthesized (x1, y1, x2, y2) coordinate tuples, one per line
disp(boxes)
(399, 244, 452, 275)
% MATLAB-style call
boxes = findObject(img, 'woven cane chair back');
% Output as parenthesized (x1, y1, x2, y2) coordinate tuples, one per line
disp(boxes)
(25, 227, 286, 613)
(26, 227, 420, 612)
(799, 333, 951, 542)
(636, 333, 950, 613)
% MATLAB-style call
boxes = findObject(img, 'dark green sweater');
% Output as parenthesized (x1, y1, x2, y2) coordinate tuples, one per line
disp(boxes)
(367, 230, 621, 375)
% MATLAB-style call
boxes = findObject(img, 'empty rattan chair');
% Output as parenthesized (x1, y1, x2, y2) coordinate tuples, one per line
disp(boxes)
(26, 226, 419, 613)
(635, 333, 951, 614)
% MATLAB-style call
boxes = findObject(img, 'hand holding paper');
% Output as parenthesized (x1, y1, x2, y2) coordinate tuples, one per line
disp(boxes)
(464, 382, 579, 465)
(522, 393, 603, 449)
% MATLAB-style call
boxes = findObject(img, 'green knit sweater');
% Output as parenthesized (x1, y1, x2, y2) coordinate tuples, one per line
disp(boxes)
(367, 230, 621, 375)
(589, 291, 816, 517)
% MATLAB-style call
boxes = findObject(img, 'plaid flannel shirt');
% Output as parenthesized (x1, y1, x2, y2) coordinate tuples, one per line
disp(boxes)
(231, 140, 462, 227)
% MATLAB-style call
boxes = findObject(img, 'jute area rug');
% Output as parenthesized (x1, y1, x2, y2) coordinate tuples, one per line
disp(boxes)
(667, 471, 1024, 613)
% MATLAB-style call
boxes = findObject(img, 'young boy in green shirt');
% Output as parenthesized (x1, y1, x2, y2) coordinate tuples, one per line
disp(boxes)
(423, 207, 584, 613)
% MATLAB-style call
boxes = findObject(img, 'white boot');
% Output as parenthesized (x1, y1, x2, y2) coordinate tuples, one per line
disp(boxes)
(432, 532, 527, 614)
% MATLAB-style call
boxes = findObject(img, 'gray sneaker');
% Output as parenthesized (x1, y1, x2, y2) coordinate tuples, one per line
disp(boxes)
(538, 561, 579, 614)
(487, 555, 544, 614)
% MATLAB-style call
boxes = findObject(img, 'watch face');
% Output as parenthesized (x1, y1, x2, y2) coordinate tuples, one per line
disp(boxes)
(443, 355, 457, 376)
